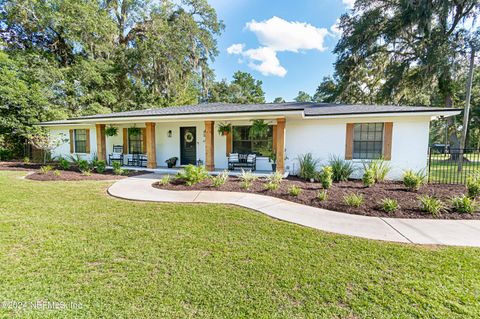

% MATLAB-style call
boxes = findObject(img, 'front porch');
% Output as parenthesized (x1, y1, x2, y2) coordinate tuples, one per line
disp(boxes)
(111, 165, 288, 178)
(95, 117, 286, 174)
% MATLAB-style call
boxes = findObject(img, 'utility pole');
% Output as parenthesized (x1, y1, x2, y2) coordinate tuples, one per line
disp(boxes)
(458, 43, 476, 172)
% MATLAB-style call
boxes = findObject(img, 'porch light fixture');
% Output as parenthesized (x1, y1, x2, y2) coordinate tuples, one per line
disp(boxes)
(167, 130, 172, 138)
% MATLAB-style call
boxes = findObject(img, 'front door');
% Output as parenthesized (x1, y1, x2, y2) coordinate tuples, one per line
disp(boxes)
(180, 127, 196, 165)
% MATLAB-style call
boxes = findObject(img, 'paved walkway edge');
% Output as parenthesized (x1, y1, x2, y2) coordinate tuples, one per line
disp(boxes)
(108, 174, 480, 247)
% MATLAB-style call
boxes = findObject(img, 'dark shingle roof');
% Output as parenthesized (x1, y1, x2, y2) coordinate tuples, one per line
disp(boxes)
(38, 102, 459, 125)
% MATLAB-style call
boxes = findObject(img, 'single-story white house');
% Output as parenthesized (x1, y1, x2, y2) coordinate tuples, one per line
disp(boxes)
(39, 102, 460, 179)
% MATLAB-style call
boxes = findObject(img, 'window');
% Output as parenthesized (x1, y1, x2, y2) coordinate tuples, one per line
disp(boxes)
(232, 126, 273, 156)
(128, 128, 144, 154)
(353, 123, 384, 159)
(74, 129, 87, 153)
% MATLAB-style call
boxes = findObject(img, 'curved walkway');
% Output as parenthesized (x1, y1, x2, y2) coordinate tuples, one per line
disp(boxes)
(108, 174, 480, 247)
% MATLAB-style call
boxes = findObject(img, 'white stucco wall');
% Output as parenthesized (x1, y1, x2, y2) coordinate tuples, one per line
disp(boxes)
(284, 116, 431, 180)
(47, 115, 432, 179)
(49, 126, 97, 162)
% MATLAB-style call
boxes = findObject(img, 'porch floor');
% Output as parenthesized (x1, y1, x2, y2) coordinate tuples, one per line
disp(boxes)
(108, 165, 288, 178)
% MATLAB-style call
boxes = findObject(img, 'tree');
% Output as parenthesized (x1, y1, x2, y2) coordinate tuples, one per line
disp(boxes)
(273, 97, 286, 103)
(294, 91, 312, 103)
(28, 131, 68, 164)
(313, 77, 339, 103)
(208, 71, 265, 104)
(333, 0, 480, 149)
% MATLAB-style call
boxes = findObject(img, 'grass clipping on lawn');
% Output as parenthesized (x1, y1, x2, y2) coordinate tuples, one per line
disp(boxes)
(0, 170, 479, 318)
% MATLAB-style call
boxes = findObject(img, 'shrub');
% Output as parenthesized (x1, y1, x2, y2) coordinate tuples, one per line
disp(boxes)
(158, 175, 171, 186)
(329, 155, 354, 182)
(23, 156, 30, 164)
(318, 166, 333, 189)
(264, 171, 283, 190)
(95, 160, 106, 174)
(418, 195, 445, 216)
(39, 165, 53, 175)
(466, 172, 480, 198)
(239, 169, 257, 190)
(288, 185, 302, 196)
(403, 170, 426, 191)
(57, 157, 70, 170)
(343, 193, 364, 207)
(112, 161, 124, 175)
(212, 170, 229, 187)
(53, 169, 61, 177)
(78, 160, 90, 173)
(450, 195, 479, 214)
(363, 158, 391, 182)
(362, 168, 376, 187)
(176, 165, 209, 186)
(317, 190, 328, 201)
(297, 153, 319, 180)
(380, 198, 399, 213)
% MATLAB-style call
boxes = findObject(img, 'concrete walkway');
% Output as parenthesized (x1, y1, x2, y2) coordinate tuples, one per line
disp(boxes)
(108, 174, 480, 247)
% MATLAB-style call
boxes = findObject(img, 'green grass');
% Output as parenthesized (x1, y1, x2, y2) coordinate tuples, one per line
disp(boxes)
(428, 154, 479, 183)
(0, 171, 480, 318)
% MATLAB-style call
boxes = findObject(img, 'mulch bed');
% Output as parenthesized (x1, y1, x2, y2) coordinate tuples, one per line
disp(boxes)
(1, 161, 150, 181)
(153, 176, 477, 220)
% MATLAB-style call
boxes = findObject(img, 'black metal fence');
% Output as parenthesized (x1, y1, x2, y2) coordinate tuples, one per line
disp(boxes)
(428, 147, 480, 184)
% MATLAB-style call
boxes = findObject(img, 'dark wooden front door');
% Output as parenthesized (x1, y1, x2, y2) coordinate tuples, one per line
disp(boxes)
(180, 127, 196, 165)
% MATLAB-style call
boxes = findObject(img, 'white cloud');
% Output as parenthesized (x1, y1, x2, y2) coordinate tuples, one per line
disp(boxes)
(244, 47, 287, 77)
(227, 44, 287, 77)
(227, 16, 331, 77)
(226, 43, 245, 55)
(245, 16, 328, 52)
(343, 0, 355, 9)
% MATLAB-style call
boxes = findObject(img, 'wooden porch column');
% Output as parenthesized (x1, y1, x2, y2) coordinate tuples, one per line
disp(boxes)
(145, 122, 157, 169)
(205, 121, 215, 171)
(95, 124, 106, 161)
(276, 118, 286, 173)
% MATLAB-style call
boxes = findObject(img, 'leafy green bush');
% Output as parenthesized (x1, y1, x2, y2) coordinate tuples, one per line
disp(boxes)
(343, 193, 364, 207)
(329, 155, 354, 182)
(466, 172, 480, 198)
(362, 168, 375, 187)
(23, 156, 30, 164)
(363, 158, 391, 182)
(176, 165, 209, 186)
(78, 160, 91, 173)
(317, 190, 328, 201)
(158, 175, 171, 186)
(297, 153, 319, 180)
(450, 195, 479, 214)
(212, 170, 229, 187)
(57, 157, 70, 170)
(112, 161, 124, 175)
(39, 165, 53, 174)
(288, 185, 302, 196)
(317, 166, 333, 189)
(239, 169, 257, 190)
(264, 181, 279, 191)
(380, 198, 399, 213)
(95, 160, 106, 174)
(418, 195, 445, 216)
(403, 170, 426, 191)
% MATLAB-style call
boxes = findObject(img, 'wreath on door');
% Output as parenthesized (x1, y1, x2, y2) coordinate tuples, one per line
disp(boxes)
(184, 131, 194, 143)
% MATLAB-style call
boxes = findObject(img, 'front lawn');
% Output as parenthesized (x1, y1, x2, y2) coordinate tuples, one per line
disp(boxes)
(0, 171, 479, 318)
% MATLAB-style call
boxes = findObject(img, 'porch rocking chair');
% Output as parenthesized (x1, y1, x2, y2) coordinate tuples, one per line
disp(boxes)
(108, 145, 124, 165)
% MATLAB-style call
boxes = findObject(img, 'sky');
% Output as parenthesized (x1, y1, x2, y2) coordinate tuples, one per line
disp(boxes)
(208, 0, 354, 102)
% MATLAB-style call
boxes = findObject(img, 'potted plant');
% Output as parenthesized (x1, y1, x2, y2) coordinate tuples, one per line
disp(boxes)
(165, 157, 178, 168)
(217, 122, 231, 136)
(105, 126, 118, 137)
(268, 151, 277, 172)
(249, 119, 269, 139)
(129, 127, 141, 136)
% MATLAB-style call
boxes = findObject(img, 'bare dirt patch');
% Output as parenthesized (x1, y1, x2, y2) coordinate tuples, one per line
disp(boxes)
(153, 176, 475, 220)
